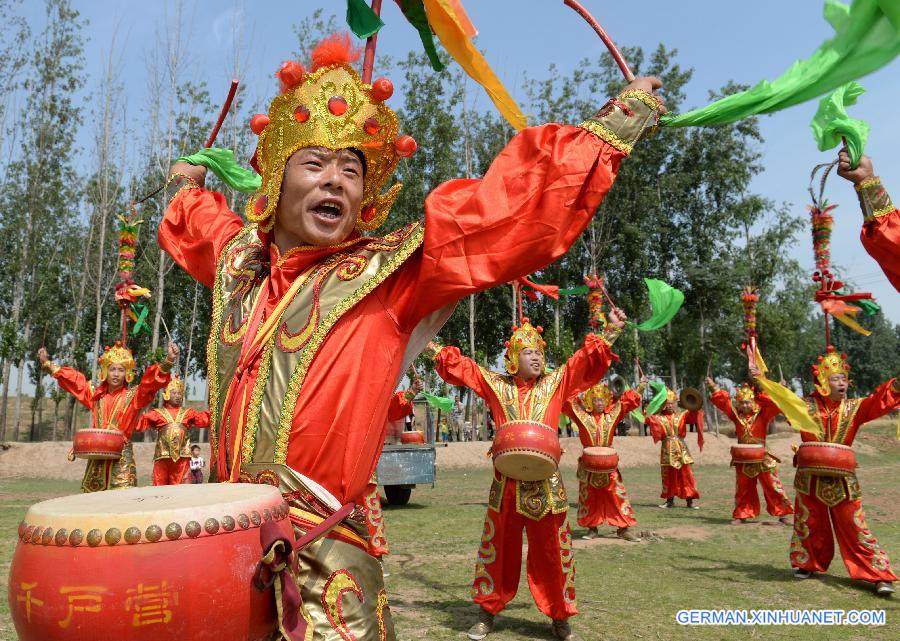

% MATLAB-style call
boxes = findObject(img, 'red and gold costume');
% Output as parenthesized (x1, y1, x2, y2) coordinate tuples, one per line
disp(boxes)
(563, 384, 642, 530)
(855, 177, 900, 291)
(43, 344, 170, 492)
(136, 379, 211, 486)
(789, 349, 900, 583)
(159, 35, 660, 640)
(709, 385, 793, 520)
(645, 390, 704, 501)
(432, 322, 621, 621)
(362, 390, 414, 559)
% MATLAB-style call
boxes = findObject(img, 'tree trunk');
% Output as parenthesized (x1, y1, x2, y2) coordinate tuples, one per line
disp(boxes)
(12, 321, 31, 441)
(90, 207, 109, 382)
(0, 241, 28, 441)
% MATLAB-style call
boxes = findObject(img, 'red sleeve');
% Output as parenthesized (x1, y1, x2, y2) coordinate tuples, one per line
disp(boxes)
(158, 188, 246, 288)
(851, 379, 900, 433)
(433, 346, 492, 401)
(392, 124, 627, 325)
(690, 410, 705, 451)
(709, 389, 737, 424)
(556, 333, 618, 400)
(562, 398, 595, 448)
(186, 409, 211, 428)
(132, 364, 170, 413)
(387, 392, 414, 421)
(646, 415, 664, 443)
(136, 409, 164, 433)
(617, 389, 642, 416)
(861, 210, 900, 292)
(52, 366, 94, 409)
(755, 392, 782, 424)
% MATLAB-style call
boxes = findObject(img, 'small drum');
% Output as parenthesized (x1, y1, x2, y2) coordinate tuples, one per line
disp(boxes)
(492, 420, 561, 481)
(72, 428, 125, 460)
(400, 430, 426, 444)
(580, 446, 619, 474)
(730, 443, 767, 465)
(796, 441, 857, 476)
(8, 483, 292, 641)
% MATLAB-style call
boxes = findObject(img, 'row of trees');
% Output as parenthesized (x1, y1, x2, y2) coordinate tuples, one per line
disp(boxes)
(0, 4, 896, 443)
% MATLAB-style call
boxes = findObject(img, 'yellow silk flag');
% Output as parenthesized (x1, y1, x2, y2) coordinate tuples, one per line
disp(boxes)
(752, 345, 822, 438)
(820, 298, 872, 336)
(422, 0, 528, 131)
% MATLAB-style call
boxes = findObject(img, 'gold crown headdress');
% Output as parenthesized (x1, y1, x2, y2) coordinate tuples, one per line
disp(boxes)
(164, 376, 186, 402)
(733, 384, 759, 412)
(98, 341, 135, 383)
(665, 388, 677, 403)
(246, 33, 415, 233)
(503, 317, 546, 375)
(811, 346, 850, 396)
(584, 382, 613, 413)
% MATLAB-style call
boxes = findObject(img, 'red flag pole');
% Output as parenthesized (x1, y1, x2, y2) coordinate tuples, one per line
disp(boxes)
(563, 0, 634, 81)
(205, 79, 239, 148)
(362, 0, 384, 84)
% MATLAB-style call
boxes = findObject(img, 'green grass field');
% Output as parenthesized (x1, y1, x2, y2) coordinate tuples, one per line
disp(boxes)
(2, 424, 898, 640)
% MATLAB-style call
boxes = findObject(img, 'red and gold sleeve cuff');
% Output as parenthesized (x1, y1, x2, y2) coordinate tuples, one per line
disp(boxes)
(577, 89, 662, 155)
(42, 361, 61, 376)
(855, 177, 895, 222)
(597, 323, 623, 348)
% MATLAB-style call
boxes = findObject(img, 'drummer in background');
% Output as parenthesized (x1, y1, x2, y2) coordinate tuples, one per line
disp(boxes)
(563, 376, 646, 542)
(645, 388, 704, 510)
(707, 378, 792, 526)
(751, 347, 900, 595)
(136, 376, 211, 486)
(429, 311, 626, 641)
(361, 379, 424, 576)
(38, 342, 176, 492)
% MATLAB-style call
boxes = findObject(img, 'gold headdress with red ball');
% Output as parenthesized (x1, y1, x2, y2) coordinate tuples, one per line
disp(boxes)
(503, 318, 546, 375)
(584, 382, 613, 413)
(163, 376, 185, 402)
(665, 388, 677, 403)
(811, 346, 850, 396)
(733, 384, 759, 412)
(246, 34, 415, 233)
(98, 341, 135, 383)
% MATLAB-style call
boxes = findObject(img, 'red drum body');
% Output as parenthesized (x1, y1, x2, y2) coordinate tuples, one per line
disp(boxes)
(730, 443, 767, 465)
(72, 428, 125, 460)
(400, 430, 426, 444)
(8, 483, 292, 641)
(492, 420, 561, 481)
(796, 441, 857, 476)
(580, 446, 619, 474)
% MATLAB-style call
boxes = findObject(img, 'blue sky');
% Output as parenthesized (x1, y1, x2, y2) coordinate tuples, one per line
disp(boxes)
(34, 0, 900, 324)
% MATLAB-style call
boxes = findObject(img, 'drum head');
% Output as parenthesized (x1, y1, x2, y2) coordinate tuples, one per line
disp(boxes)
(494, 452, 557, 482)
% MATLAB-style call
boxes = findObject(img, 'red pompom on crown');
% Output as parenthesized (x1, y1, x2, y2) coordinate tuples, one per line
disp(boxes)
(310, 33, 361, 72)
(275, 60, 305, 94)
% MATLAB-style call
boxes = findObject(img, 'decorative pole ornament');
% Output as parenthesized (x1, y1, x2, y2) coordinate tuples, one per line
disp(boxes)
(740, 286, 759, 349)
(584, 273, 607, 330)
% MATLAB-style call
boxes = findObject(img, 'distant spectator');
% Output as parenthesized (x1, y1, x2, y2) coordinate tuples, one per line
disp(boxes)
(189, 445, 205, 484)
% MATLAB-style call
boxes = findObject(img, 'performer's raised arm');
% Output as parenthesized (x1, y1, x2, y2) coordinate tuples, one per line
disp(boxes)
(707, 379, 738, 424)
(131, 342, 177, 413)
(837, 150, 900, 292)
(39, 347, 93, 409)
(556, 310, 627, 400)
(431, 341, 493, 401)
(850, 377, 900, 435)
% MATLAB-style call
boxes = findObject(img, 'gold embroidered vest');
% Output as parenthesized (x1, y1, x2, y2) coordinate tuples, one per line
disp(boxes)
(481, 367, 569, 520)
(570, 398, 622, 488)
(658, 411, 694, 469)
(794, 397, 863, 507)
(154, 407, 191, 462)
(207, 223, 424, 476)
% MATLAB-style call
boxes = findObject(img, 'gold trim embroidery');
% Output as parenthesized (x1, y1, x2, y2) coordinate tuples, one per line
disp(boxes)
(577, 119, 632, 154)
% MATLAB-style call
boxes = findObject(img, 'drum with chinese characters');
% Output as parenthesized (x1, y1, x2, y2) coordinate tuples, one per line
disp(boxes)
(8, 483, 292, 641)
(72, 428, 125, 460)
(796, 441, 857, 477)
(730, 443, 767, 465)
(492, 420, 561, 481)
(580, 446, 619, 474)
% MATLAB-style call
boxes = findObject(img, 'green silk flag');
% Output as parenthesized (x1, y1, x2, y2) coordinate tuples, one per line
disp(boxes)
(177, 148, 261, 193)
(661, 0, 900, 128)
(810, 82, 869, 168)
(559, 285, 589, 296)
(634, 278, 685, 331)
(346, 0, 385, 39)
(644, 380, 669, 416)
(422, 392, 454, 412)
(397, 0, 446, 71)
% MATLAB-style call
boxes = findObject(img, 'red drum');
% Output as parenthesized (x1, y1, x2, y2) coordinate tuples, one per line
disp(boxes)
(72, 428, 125, 460)
(492, 420, 561, 481)
(400, 430, 426, 444)
(580, 446, 619, 474)
(730, 443, 767, 465)
(8, 483, 292, 641)
(796, 441, 857, 476)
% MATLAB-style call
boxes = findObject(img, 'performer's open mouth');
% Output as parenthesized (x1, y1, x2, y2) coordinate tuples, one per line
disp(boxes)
(311, 198, 345, 224)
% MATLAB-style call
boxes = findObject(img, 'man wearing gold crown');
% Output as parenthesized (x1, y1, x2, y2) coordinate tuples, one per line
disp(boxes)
(563, 377, 645, 542)
(37, 342, 177, 492)
(429, 313, 626, 641)
(645, 389, 704, 509)
(136, 377, 211, 485)
(752, 347, 900, 595)
(706, 379, 792, 525)
(837, 150, 899, 292)
(161, 31, 663, 639)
